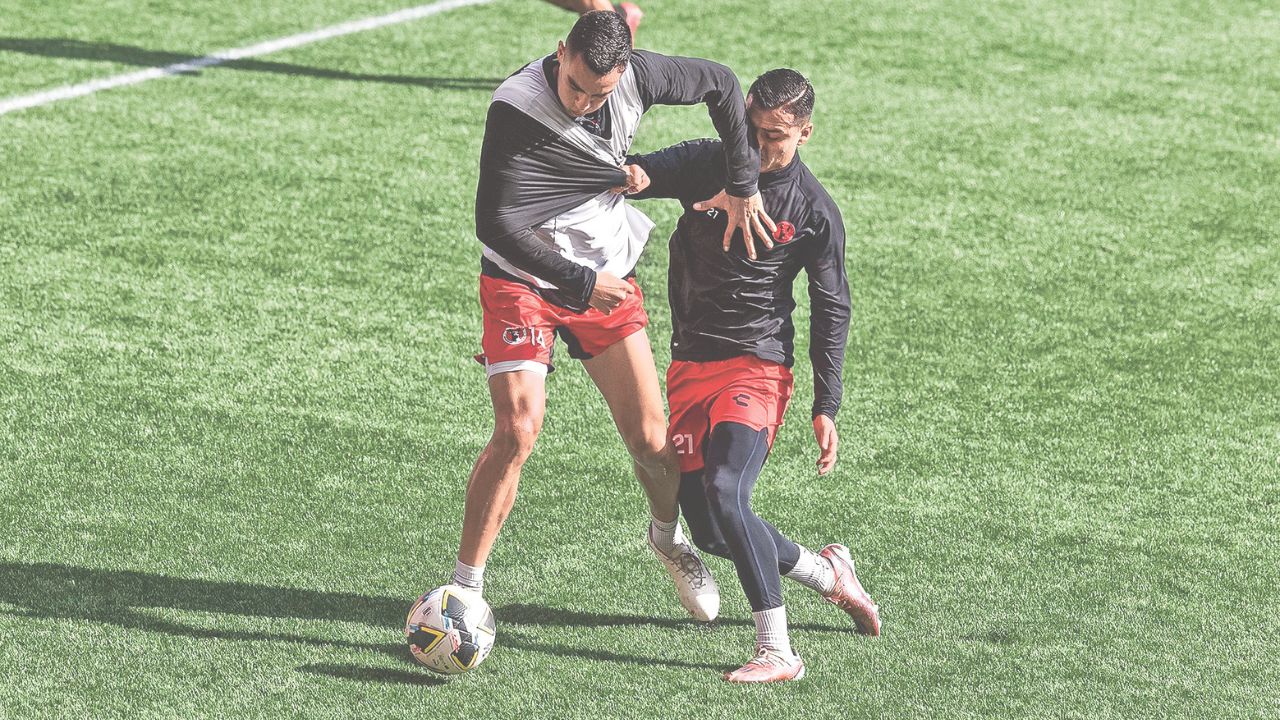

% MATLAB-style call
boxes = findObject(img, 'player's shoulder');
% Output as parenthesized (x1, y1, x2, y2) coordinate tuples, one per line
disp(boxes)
(796, 161, 843, 227)
(631, 48, 723, 69)
(627, 49, 715, 82)
(628, 48, 664, 68)
(625, 49, 665, 90)
(492, 56, 550, 107)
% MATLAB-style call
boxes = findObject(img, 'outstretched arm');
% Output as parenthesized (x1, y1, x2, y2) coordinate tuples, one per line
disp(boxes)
(630, 51, 756, 196)
(624, 139, 724, 202)
(630, 51, 774, 252)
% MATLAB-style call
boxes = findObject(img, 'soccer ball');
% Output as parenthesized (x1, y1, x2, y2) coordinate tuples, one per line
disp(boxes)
(404, 585, 496, 675)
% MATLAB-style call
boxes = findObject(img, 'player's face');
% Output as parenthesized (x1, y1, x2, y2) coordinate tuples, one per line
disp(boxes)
(555, 41, 624, 118)
(749, 100, 813, 173)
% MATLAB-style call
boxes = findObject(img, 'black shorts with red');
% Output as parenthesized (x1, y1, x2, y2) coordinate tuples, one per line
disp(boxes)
(666, 355, 795, 473)
(475, 272, 649, 374)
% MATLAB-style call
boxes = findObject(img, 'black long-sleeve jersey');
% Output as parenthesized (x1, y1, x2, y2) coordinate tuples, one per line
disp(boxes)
(474, 51, 758, 311)
(629, 139, 851, 419)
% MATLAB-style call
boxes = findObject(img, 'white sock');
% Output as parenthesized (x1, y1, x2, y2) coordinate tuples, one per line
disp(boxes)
(753, 606, 793, 657)
(784, 546, 836, 595)
(649, 515, 683, 555)
(452, 559, 485, 592)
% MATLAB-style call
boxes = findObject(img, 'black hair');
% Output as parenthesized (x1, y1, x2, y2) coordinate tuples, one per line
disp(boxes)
(565, 10, 632, 75)
(747, 68, 815, 123)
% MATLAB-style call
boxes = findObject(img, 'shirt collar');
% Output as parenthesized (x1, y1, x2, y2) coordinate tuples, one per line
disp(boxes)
(758, 152, 803, 189)
(542, 54, 559, 93)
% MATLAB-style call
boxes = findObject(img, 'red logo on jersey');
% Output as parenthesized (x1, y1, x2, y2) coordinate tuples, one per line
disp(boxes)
(773, 221, 796, 243)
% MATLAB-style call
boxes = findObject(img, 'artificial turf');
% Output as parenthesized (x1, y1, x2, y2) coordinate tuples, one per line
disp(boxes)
(1, 0, 1278, 717)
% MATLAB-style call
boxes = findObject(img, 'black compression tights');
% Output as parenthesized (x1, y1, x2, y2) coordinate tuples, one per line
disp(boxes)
(678, 422, 802, 612)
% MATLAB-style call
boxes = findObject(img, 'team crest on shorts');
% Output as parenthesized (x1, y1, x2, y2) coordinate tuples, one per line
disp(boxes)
(502, 327, 547, 347)
(773, 221, 796, 243)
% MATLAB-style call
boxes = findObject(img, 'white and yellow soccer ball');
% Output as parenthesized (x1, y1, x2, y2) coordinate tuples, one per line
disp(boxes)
(404, 585, 496, 675)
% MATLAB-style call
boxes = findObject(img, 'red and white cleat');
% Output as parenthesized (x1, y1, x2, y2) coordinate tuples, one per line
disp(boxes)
(723, 647, 806, 684)
(614, 2, 643, 36)
(819, 544, 882, 636)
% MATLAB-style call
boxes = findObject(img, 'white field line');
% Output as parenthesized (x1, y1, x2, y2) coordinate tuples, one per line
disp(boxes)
(0, 0, 492, 116)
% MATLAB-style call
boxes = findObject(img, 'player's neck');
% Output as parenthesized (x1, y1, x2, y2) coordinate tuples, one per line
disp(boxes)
(542, 54, 571, 115)
(759, 152, 801, 186)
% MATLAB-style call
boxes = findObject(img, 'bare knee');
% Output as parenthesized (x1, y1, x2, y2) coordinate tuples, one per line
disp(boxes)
(489, 409, 543, 464)
(622, 419, 670, 467)
(485, 371, 546, 465)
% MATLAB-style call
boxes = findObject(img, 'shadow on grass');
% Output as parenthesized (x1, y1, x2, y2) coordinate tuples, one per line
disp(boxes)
(298, 663, 449, 686)
(0, 37, 504, 91)
(494, 602, 850, 634)
(3, 562, 843, 681)
(502, 629, 729, 671)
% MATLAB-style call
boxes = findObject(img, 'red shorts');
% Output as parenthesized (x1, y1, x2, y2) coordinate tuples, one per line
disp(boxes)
(475, 273, 649, 374)
(666, 356, 794, 473)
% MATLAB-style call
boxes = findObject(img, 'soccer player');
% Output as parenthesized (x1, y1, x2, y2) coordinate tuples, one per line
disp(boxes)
(623, 69, 881, 682)
(454, 12, 776, 623)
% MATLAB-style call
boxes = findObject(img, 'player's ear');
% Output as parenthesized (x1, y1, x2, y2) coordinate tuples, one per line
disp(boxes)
(556, 40, 566, 63)
(797, 121, 814, 146)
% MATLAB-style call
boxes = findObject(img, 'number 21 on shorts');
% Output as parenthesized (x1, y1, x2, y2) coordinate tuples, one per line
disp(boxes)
(672, 433, 695, 455)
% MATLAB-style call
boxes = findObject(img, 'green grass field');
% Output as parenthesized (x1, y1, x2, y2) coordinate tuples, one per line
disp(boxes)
(2, 0, 1278, 717)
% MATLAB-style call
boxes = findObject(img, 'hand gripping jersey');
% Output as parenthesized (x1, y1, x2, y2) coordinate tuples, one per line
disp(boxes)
(474, 52, 759, 311)
(481, 56, 655, 296)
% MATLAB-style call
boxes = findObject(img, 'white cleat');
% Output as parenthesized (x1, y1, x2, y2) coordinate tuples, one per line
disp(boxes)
(648, 534, 720, 622)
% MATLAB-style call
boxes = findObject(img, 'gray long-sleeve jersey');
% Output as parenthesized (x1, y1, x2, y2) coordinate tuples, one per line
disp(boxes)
(474, 51, 758, 311)
(629, 139, 851, 420)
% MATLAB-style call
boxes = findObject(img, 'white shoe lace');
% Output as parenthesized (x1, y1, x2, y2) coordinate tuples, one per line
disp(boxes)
(747, 647, 795, 668)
